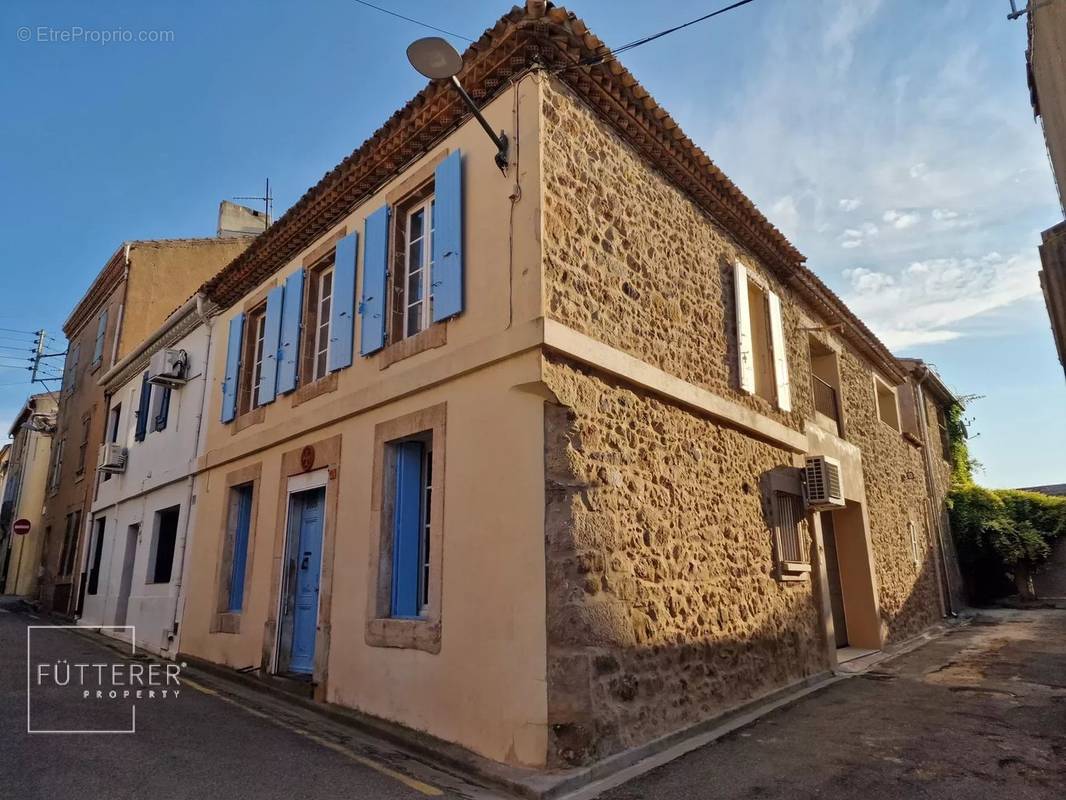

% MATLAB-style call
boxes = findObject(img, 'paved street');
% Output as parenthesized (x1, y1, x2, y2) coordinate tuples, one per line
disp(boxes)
(601, 609, 1066, 800)
(0, 604, 502, 800)
(4, 606, 1065, 799)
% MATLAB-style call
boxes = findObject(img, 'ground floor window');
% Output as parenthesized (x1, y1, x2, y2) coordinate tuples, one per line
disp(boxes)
(387, 434, 433, 618)
(86, 517, 106, 595)
(226, 485, 254, 612)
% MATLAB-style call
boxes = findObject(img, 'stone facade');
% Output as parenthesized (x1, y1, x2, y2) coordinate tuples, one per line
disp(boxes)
(540, 76, 946, 766)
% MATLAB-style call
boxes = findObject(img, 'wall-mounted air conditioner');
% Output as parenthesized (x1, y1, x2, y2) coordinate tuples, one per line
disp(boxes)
(98, 443, 128, 474)
(148, 348, 188, 387)
(803, 455, 845, 510)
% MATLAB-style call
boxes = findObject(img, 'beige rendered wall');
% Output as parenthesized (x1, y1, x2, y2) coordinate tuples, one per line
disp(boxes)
(4, 408, 56, 597)
(120, 239, 251, 361)
(180, 74, 549, 766)
(539, 76, 944, 764)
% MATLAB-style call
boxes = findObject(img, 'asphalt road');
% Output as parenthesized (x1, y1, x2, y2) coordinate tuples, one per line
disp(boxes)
(0, 604, 503, 800)
(599, 609, 1066, 800)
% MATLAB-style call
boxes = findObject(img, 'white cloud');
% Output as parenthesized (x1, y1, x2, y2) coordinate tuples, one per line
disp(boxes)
(931, 207, 958, 221)
(841, 251, 1042, 349)
(909, 162, 928, 179)
(839, 197, 863, 212)
(883, 209, 922, 229)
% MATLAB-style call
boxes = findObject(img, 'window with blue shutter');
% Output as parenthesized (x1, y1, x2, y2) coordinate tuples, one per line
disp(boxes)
(432, 150, 463, 322)
(328, 232, 358, 372)
(221, 314, 244, 423)
(227, 483, 254, 612)
(389, 437, 432, 618)
(153, 385, 172, 432)
(277, 270, 304, 394)
(134, 372, 151, 442)
(257, 287, 284, 406)
(360, 206, 389, 355)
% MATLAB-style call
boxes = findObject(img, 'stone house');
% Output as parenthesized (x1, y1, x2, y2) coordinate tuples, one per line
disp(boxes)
(174, 1, 957, 772)
(39, 236, 252, 617)
(79, 295, 214, 656)
(0, 393, 57, 597)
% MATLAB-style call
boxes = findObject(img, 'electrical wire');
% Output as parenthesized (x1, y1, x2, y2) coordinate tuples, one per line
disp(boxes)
(557, 0, 759, 71)
(347, 0, 475, 42)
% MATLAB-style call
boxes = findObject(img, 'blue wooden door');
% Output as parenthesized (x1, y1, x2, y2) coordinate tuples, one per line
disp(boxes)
(289, 487, 325, 674)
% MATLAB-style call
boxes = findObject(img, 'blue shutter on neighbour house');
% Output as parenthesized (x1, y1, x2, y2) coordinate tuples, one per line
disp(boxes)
(257, 286, 284, 406)
(432, 149, 464, 323)
(134, 372, 151, 442)
(227, 484, 254, 612)
(328, 232, 359, 372)
(153, 386, 172, 432)
(390, 441, 424, 618)
(276, 270, 304, 394)
(360, 206, 389, 355)
(221, 314, 245, 423)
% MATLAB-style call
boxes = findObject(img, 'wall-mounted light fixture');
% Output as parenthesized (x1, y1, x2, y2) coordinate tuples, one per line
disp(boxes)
(407, 37, 509, 173)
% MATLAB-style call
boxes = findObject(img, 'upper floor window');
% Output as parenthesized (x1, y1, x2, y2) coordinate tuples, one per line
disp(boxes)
(48, 438, 65, 493)
(734, 261, 791, 412)
(392, 190, 436, 341)
(91, 309, 108, 369)
(874, 375, 901, 431)
(301, 259, 335, 384)
(809, 336, 843, 436)
(239, 304, 267, 416)
(936, 406, 951, 461)
(64, 342, 80, 396)
(76, 413, 91, 474)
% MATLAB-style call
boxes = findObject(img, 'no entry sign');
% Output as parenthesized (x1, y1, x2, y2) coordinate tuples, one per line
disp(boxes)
(12, 518, 31, 536)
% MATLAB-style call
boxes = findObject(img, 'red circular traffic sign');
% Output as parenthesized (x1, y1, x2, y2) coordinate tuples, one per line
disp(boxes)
(12, 518, 31, 536)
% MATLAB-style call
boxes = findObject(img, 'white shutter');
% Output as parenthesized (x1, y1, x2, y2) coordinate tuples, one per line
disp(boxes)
(768, 290, 791, 412)
(734, 261, 755, 394)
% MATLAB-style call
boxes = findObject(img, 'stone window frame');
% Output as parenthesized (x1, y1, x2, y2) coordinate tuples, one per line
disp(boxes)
(75, 411, 91, 477)
(764, 467, 811, 582)
(365, 403, 446, 653)
(212, 462, 262, 635)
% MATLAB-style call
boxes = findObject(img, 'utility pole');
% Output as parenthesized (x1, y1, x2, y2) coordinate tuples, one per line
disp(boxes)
(29, 329, 45, 384)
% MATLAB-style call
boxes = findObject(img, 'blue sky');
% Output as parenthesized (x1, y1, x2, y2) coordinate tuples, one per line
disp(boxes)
(1, 0, 1062, 487)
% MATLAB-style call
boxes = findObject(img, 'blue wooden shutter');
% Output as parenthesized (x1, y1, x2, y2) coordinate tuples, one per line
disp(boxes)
(228, 485, 253, 612)
(153, 386, 172, 432)
(329, 232, 359, 372)
(360, 206, 389, 355)
(221, 314, 244, 423)
(257, 286, 284, 406)
(277, 270, 304, 394)
(134, 372, 151, 441)
(390, 441, 424, 618)
(432, 150, 463, 322)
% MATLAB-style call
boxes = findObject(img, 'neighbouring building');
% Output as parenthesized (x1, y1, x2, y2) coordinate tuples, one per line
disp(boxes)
(79, 295, 214, 655)
(1025, 0, 1066, 379)
(39, 233, 253, 617)
(175, 1, 957, 771)
(1017, 483, 1066, 599)
(0, 394, 58, 597)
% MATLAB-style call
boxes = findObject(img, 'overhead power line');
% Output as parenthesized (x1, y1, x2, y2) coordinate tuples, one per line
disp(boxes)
(564, 0, 759, 70)
(347, 0, 475, 42)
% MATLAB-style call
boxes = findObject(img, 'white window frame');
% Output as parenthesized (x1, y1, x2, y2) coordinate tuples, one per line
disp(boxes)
(250, 312, 267, 406)
(402, 196, 435, 339)
(312, 265, 334, 382)
(733, 261, 790, 411)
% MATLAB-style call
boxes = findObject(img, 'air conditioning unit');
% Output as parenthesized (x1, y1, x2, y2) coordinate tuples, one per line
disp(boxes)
(148, 348, 188, 386)
(803, 455, 845, 510)
(98, 443, 128, 474)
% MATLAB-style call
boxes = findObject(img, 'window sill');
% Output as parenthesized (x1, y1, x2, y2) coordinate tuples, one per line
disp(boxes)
(291, 371, 338, 409)
(89, 360, 102, 374)
(74, 472, 84, 484)
(379, 323, 447, 370)
(232, 406, 266, 434)
(213, 611, 242, 634)
(776, 561, 811, 582)
(365, 616, 440, 654)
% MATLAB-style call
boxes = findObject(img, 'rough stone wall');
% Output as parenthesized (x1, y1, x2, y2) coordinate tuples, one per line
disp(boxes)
(543, 357, 826, 766)
(539, 76, 945, 763)
(835, 360, 943, 642)
(921, 391, 967, 610)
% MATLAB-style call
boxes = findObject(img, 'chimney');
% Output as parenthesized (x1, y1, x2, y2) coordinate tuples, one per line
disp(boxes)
(217, 200, 268, 238)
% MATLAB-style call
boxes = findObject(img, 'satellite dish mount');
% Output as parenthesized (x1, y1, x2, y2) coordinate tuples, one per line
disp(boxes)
(407, 37, 509, 173)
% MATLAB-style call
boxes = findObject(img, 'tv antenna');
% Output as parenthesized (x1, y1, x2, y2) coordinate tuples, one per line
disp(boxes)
(233, 178, 274, 227)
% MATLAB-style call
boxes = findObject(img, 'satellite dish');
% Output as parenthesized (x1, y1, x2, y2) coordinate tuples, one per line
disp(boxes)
(407, 37, 464, 80)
